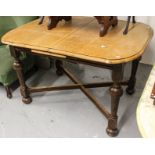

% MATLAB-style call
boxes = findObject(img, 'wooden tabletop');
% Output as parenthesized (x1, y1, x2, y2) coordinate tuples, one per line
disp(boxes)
(2, 17, 153, 64)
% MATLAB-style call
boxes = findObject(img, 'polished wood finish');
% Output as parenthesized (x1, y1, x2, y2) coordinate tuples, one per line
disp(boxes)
(2, 17, 153, 137)
(107, 64, 124, 136)
(29, 81, 129, 93)
(9, 46, 32, 104)
(2, 17, 153, 64)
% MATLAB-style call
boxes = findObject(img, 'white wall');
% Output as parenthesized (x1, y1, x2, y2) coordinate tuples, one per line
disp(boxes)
(119, 16, 155, 65)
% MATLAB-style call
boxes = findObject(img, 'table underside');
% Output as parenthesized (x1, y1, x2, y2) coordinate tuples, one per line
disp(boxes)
(9, 45, 142, 137)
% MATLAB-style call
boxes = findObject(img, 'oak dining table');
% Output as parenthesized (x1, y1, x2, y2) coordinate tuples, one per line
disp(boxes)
(1, 16, 153, 137)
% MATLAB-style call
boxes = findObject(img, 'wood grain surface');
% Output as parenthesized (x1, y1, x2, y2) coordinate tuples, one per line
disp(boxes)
(2, 16, 153, 64)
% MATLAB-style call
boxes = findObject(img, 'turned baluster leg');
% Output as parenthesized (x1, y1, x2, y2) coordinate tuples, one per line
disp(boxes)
(55, 60, 63, 76)
(10, 46, 32, 104)
(126, 57, 141, 95)
(106, 64, 124, 137)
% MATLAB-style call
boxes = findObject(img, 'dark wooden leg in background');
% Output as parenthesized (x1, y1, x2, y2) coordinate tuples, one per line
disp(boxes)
(124, 16, 136, 35)
(126, 57, 141, 95)
(55, 60, 63, 76)
(5, 86, 12, 99)
(10, 46, 32, 104)
(106, 64, 124, 137)
(123, 16, 131, 35)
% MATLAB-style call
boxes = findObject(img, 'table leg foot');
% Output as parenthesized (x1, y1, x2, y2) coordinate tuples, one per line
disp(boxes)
(55, 60, 63, 76)
(126, 86, 135, 95)
(22, 97, 32, 104)
(107, 86, 122, 137)
(106, 122, 119, 137)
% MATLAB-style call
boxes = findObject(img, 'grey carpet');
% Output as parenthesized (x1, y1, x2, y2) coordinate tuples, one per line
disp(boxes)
(0, 62, 152, 137)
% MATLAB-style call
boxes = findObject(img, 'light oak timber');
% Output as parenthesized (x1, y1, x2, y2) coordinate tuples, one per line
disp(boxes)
(2, 17, 153, 65)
